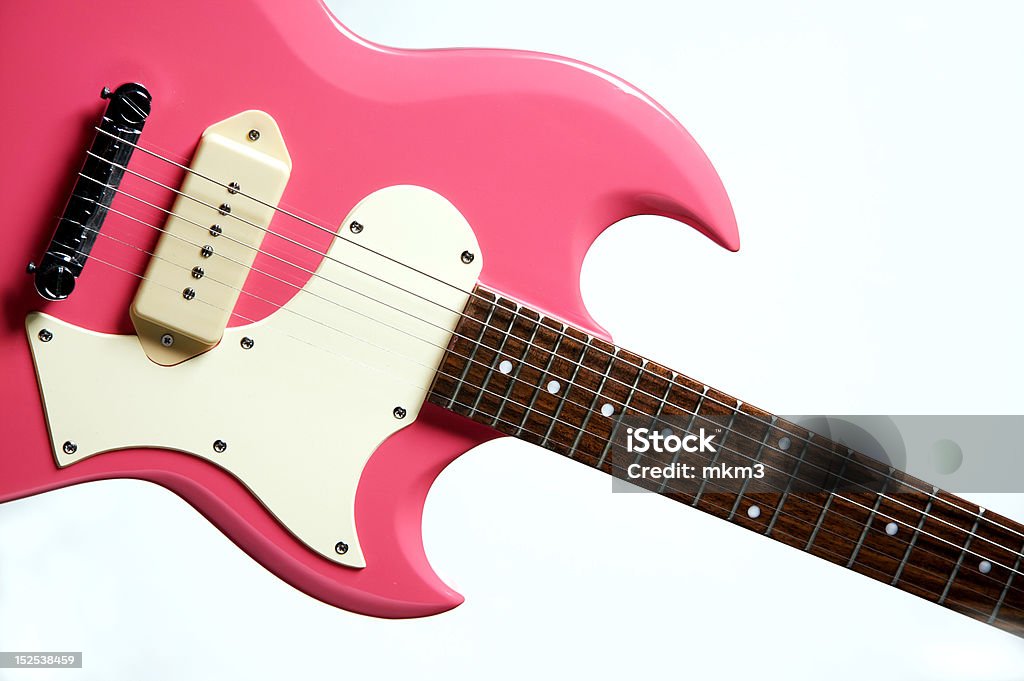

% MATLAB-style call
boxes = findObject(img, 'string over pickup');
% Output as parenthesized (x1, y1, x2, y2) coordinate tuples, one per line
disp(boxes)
(130, 110, 292, 365)
(32, 83, 151, 300)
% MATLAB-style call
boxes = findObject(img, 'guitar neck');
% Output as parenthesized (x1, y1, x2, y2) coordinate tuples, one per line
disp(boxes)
(428, 285, 1024, 638)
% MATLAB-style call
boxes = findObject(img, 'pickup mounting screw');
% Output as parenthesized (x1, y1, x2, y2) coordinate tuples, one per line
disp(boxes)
(213, 439, 228, 453)
(200, 245, 214, 258)
(227, 181, 240, 195)
(209, 224, 222, 237)
(160, 333, 174, 347)
(182, 287, 196, 301)
(218, 203, 231, 216)
(460, 250, 475, 264)
(247, 129, 260, 142)
(349, 221, 364, 234)
(240, 336, 255, 350)
(191, 266, 205, 280)
(100, 86, 112, 99)
(62, 440, 78, 455)
(38, 328, 53, 343)
(26, 261, 37, 274)
(334, 541, 349, 555)
(393, 406, 407, 419)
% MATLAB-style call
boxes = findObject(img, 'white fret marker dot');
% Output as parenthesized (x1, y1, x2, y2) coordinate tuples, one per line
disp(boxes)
(546, 380, 561, 394)
(747, 505, 761, 519)
(979, 560, 993, 574)
(601, 403, 615, 417)
(498, 360, 513, 374)
(779, 437, 791, 451)
(662, 428, 674, 437)
(885, 522, 899, 536)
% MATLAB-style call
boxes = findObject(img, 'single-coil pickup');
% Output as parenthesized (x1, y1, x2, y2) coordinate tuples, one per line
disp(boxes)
(130, 110, 292, 365)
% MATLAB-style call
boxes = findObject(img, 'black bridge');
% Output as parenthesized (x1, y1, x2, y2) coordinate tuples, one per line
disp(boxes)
(31, 83, 151, 300)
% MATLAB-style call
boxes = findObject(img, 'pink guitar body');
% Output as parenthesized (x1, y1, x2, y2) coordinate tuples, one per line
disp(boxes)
(0, 0, 737, 616)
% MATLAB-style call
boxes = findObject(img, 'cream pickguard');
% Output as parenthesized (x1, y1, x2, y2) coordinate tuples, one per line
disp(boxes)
(26, 185, 482, 567)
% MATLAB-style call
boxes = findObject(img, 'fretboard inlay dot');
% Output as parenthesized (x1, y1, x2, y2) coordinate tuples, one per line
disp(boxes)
(498, 360, 513, 375)
(747, 505, 761, 519)
(601, 403, 615, 417)
(979, 560, 993, 575)
(885, 522, 899, 536)
(546, 380, 561, 394)
(779, 437, 791, 451)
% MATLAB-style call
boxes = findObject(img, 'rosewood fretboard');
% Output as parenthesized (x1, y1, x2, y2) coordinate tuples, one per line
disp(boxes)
(428, 286, 1024, 638)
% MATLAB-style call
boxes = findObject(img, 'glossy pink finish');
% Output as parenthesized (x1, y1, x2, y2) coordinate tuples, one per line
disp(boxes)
(0, 1, 737, 616)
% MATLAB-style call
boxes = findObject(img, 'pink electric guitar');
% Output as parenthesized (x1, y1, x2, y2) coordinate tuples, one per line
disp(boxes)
(2, 0, 1022, 644)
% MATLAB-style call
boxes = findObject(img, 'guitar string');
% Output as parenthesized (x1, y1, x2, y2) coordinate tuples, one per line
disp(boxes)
(61, 159, 1024, 562)
(49, 222, 1024, 593)
(43, 239, 1024, 614)
(67, 182, 1024, 568)
(63, 169, 1024, 564)
(55, 219, 446, 373)
(41, 240, 1024, 614)
(82, 138, 1024, 547)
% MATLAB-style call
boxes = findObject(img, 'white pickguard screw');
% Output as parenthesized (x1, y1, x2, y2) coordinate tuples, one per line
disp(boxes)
(335, 541, 349, 555)
(393, 406, 407, 419)
(247, 129, 260, 142)
(160, 333, 174, 347)
(213, 440, 228, 453)
(349, 221, 364, 234)
(240, 337, 255, 350)
(38, 328, 53, 343)
(62, 441, 77, 455)
(460, 250, 475, 264)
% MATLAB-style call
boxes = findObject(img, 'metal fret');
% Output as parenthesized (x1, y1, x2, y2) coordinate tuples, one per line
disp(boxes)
(466, 302, 517, 415)
(657, 384, 706, 494)
(630, 374, 675, 467)
(990, 538, 1024, 624)
(492, 309, 540, 428)
(727, 415, 775, 520)
(845, 472, 892, 568)
(597, 357, 647, 470)
(766, 435, 811, 536)
(691, 401, 740, 508)
(520, 321, 566, 439)
(540, 330, 587, 448)
(892, 488, 937, 586)
(448, 296, 498, 411)
(804, 453, 852, 551)
(566, 341, 615, 460)
(938, 510, 983, 606)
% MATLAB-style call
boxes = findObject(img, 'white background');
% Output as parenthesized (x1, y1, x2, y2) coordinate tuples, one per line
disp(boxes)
(3, 1, 1024, 679)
